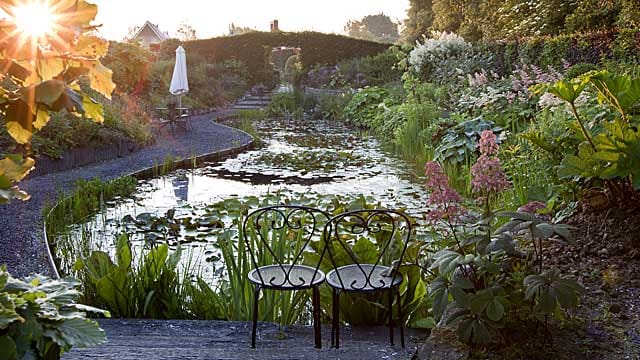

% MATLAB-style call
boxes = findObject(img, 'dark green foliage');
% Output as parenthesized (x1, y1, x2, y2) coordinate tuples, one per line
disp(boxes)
(428, 210, 583, 345)
(401, 0, 638, 43)
(159, 32, 390, 84)
(266, 90, 305, 119)
(478, 30, 640, 77)
(434, 117, 502, 164)
(0, 266, 108, 360)
(402, 0, 434, 43)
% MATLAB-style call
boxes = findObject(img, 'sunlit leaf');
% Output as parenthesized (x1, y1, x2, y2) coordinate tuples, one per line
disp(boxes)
(88, 62, 115, 99)
(37, 57, 65, 81)
(82, 95, 103, 123)
(33, 109, 51, 130)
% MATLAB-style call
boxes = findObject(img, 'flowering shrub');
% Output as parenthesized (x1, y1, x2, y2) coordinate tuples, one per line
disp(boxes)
(424, 136, 582, 346)
(408, 32, 493, 84)
(457, 64, 564, 129)
(409, 32, 470, 72)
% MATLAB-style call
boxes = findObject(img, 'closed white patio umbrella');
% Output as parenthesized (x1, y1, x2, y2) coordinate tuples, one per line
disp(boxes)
(169, 46, 189, 107)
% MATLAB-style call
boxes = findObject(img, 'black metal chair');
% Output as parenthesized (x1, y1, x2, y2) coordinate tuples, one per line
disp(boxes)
(323, 209, 413, 348)
(242, 205, 330, 349)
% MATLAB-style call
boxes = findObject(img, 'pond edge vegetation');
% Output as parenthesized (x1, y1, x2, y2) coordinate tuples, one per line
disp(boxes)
(43, 121, 256, 279)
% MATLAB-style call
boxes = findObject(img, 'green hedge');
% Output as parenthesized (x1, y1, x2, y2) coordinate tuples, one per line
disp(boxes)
(479, 29, 640, 75)
(158, 31, 390, 84)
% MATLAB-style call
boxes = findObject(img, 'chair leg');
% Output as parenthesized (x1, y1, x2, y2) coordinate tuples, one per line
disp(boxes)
(397, 287, 404, 347)
(251, 285, 261, 348)
(388, 289, 394, 346)
(332, 288, 340, 349)
(312, 287, 321, 349)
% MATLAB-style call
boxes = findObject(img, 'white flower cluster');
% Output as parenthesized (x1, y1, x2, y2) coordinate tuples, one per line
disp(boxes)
(408, 32, 470, 73)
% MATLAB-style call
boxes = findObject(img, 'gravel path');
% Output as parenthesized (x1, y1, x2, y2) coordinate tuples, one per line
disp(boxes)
(0, 111, 253, 278)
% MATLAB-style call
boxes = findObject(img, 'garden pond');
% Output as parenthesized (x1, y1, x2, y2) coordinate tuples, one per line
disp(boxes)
(50, 119, 432, 282)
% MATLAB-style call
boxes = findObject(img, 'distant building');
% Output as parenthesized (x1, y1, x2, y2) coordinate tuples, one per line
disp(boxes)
(131, 21, 169, 47)
(270, 20, 279, 32)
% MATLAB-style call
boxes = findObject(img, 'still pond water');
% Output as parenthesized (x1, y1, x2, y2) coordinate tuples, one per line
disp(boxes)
(55, 119, 430, 280)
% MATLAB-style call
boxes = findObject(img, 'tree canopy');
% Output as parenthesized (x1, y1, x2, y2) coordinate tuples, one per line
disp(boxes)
(345, 13, 399, 43)
(402, 0, 640, 42)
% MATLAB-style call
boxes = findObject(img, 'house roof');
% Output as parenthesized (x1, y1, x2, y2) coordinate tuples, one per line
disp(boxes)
(132, 21, 169, 42)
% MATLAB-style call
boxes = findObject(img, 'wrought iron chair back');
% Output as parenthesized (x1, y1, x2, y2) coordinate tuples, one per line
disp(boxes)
(242, 205, 330, 348)
(242, 205, 329, 288)
(323, 209, 412, 290)
(322, 209, 413, 348)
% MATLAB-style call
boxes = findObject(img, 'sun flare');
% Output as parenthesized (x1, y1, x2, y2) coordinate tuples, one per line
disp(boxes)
(12, 1, 57, 39)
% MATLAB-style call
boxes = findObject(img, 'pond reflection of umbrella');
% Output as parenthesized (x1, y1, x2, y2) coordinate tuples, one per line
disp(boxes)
(172, 175, 189, 203)
(169, 46, 189, 107)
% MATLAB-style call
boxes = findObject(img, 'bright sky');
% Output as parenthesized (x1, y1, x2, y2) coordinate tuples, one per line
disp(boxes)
(91, 0, 410, 40)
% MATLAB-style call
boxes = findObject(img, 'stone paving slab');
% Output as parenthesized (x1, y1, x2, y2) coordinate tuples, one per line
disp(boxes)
(64, 319, 427, 360)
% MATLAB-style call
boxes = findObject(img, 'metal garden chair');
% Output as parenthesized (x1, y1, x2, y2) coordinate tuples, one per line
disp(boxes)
(323, 209, 413, 348)
(242, 205, 330, 349)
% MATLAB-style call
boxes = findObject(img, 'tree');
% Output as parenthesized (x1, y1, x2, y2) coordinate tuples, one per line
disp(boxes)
(101, 42, 153, 95)
(124, 25, 141, 42)
(402, 0, 434, 43)
(345, 13, 399, 43)
(0, 0, 115, 203)
(227, 23, 256, 36)
(176, 21, 197, 41)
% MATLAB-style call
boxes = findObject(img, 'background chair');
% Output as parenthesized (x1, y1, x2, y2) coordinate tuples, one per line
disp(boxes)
(242, 205, 330, 349)
(323, 209, 413, 349)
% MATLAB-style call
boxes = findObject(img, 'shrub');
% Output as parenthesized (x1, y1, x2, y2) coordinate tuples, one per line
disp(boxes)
(0, 266, 108, 360)
(424, 148, 583, 346)
(433, 117, 502, 165)
(266, 90, 305, 118)
(532, 70, 640, 205)
(409, 32, 494, 84)
(160, 32, 390, 85)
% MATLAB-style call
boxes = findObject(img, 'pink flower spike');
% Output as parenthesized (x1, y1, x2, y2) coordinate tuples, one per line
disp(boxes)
(478, 130, 499, 156)
(424, 161, 466, 223)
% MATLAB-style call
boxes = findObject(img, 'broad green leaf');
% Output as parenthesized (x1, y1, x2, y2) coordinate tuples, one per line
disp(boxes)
(486, 298, 504, 321)
(66, 304, 111, 318)
(4, 100, 34, 144)
(429, 276, 450, 320)
(52, 318, 107, 348)
(469, 292, 491, 315)
(352, 237, 378, 264)
(471, 318, 491, 344)
(115, 234, 131, 269)
(431, 250, 463, 275)
(0, 335, 17, 360)
(547, 79, 587, 103)
(534, 223, 555, 240)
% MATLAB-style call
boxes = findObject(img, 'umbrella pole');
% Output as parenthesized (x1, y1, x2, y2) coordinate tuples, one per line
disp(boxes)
(178, 95, 182, 108)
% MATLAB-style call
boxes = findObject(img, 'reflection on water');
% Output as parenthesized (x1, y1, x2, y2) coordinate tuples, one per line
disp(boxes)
(58, 120, 429, 281)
